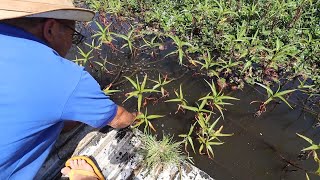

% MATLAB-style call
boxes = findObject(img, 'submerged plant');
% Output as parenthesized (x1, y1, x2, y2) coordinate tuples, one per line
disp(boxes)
(165, 34, 193, 65)
(179, 123, 196, 156)
(297, 133, 320, 176)
(92, 21, 114, 46)
(73, 46, 94, 66)
(138, 133, 186, 173)
(112, 27, 136, 53)
(165, 85, 188, 113)
(124, 74, 159, 112)
(252, 82, 296, 116)
(132, 108, 164, 132)
(200, 80, 239, 119)
(102, 83, 120, 96)
(197, 113, 233, 159)
(151, 74, 172, 97)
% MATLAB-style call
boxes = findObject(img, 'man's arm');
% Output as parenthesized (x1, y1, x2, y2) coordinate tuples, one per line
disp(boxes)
(108, 105, 136, 128)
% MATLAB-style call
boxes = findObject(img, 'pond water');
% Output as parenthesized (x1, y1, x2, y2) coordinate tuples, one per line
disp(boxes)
(67, 18, 320, 180)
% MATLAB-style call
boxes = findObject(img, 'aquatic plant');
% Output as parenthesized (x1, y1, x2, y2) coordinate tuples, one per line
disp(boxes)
(165, 34, 194, 65)
(132, 108, 164, 132)
(297, 133, 320, 175)
(78, 0, 320, 176)
(73, 46, 93, 66)
(181, 99, 213, 114)
(165, 85, 188, 113)
(252, 83, 296, 116)
(179, 123, 196, 155)
(112, 27, 136, 54)
(150, 74, 172, 97)
(92, 21, 114, 46)
(86, 0, 123, 15)
(102, 83, 120, 96)
(124, 74, 159, 112)
(200, 80, 239, 119)
(196, 113, 233, 159)
(195, 49, 221, 78)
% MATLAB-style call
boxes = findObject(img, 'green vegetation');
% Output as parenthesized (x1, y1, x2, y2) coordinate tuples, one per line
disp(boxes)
(123, 74, 159, 112)
(252, 82, 296, 116)
(138, 133, 186, 173)
(86, 0, 319, 90)
(75, 0, 320, 177)
(297, 133, 320, 176)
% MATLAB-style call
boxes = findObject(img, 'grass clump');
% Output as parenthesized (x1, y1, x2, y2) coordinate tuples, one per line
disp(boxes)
(138, 133, 187, 173)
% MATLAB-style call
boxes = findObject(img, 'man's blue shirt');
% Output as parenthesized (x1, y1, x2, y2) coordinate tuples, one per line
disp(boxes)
(0, 23, 118, 179)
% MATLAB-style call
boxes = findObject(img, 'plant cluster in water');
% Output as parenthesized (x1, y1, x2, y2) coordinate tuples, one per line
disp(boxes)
(73, 0, 320, 178)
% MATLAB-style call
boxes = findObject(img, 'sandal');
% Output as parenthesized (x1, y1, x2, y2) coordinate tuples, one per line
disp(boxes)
(65, 156, 105, 180)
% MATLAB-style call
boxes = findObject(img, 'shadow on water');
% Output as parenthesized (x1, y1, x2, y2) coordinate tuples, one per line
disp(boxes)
(67, 16, 320, 180)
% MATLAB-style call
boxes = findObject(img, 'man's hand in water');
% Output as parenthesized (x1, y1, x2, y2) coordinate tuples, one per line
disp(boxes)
(108, 106, 137, 128)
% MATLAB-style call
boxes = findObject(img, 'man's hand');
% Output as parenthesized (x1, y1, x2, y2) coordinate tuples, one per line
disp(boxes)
(108, 105, 137, 128)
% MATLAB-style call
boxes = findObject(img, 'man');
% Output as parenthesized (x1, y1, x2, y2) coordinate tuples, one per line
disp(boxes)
(0, 0, 136, 179)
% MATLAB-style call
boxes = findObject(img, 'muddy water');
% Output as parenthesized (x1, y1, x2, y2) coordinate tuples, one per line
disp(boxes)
(138, 74, 319, 180)
(67, 21, 320, 180)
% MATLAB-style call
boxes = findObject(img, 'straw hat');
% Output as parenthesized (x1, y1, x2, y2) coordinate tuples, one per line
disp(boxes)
(0, 0, 95, 21)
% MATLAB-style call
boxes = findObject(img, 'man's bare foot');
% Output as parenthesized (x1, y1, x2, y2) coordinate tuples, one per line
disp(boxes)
(61, 159, 98, 180)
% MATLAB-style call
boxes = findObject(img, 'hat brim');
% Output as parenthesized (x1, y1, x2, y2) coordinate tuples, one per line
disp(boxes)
(27, 9, 95, 22)
(0, 1, 95, 21)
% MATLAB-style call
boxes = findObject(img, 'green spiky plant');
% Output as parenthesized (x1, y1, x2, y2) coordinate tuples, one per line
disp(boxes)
(181, 99, 213, 114)
(196, 113, 233, 159)
(102, 83, 120, 96)
(151, 74, 172, 97)
(252, 82, 296, 116)
(179, 123, 196, 156)
(165, 34, 194, 65)
(112, 27, 136, 53)
(138, 133, 187, 173)
(132, 108, 164, 132)
(297, 133, 320, 176)
(73, 46, 94, 66)
(200, 80, 239, 119)
(92, 21, 114, 45)
(195, 49, 222, 78)
(124, 74, 160, 112)
(165, 85, 188, 113)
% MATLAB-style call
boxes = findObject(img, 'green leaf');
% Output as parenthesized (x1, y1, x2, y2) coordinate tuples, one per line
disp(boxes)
(242, 61, 252, 73)
(255, 82, 273, 97)
(305, 173, 310, 180)
(206, 144, 215, 158)
(125, 76, 138, 90)
(165, 99, 182, 103)
(219, 96, 240, 100)
(199, 99, 208, 110)
(199, 144, 204, 154)
(181, 105, 199, 112)
(188, 137, 196, 153)
(209, 117, 221, 132)
(141, 74, 148, 90)
(147, 115, 165, 119)
(274, 89, 296, 97)
(138, 94, 142, 112)
(277, 96, 293, 109)
(208, 142, 224, 145)
(302, 145, 320, 151)
(297, 133, 314, 144)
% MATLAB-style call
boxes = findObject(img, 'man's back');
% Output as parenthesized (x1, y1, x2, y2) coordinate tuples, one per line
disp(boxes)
(0, 22, 119, 179)
(0, 26, 84, 178)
